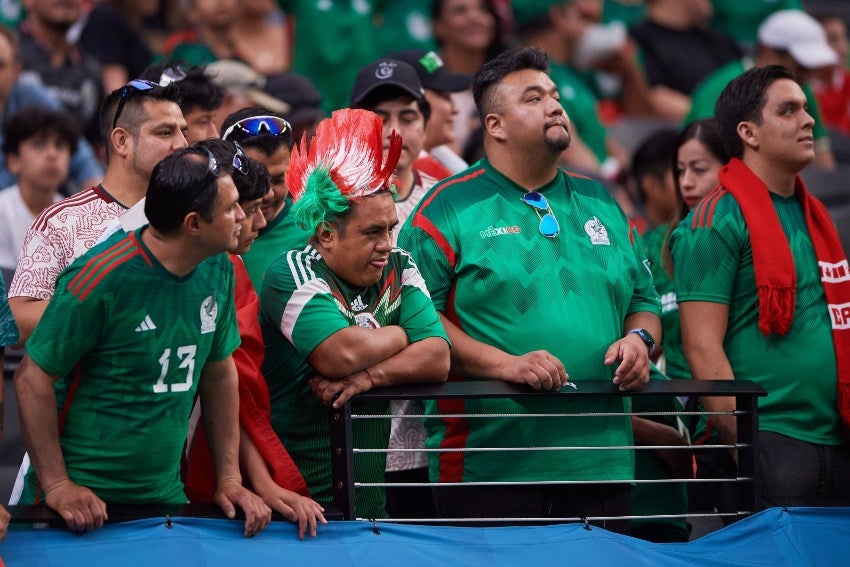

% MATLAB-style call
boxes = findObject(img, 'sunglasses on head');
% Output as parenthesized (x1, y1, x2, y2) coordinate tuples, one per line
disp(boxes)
(221, 115, 291, 143)
(112, 79, 159, 130)
(158, 65, 188, 87)
(522, 191, 560, 238)
(232, 142, 249, 176)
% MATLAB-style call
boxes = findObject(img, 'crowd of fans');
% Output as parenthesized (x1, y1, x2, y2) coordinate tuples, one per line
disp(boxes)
(1, 0, 849, 546)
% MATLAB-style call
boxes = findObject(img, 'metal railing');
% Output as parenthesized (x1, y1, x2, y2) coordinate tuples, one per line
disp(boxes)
(329, 379, 766, 524)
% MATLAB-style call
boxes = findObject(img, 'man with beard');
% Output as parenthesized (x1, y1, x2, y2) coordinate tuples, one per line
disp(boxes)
(398, 46, 661, 532)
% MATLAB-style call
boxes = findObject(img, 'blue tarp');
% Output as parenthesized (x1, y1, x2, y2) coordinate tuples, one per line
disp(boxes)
(1, 507, 847, 566)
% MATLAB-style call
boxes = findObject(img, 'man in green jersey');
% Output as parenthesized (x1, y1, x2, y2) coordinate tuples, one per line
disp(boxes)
(671, 65, 850, 508)
(685, 9, 837, 169)
(259, 108, 450, 519)
(14, 142, 273, 535)
(398, 46, 661, 533)
(221, 108, 310, 289)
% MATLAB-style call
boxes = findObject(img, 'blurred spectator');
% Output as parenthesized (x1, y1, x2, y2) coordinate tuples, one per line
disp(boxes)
(0, 25, 101, 192)
(686, 10, 838, 169)
(164, 0, 238, 66)
(79, 0, 158, 94)
(389, 49, 470, 176)
(432, 0, 507, 153)
(629, 0, 742, 122)
(0, 0, 22, 28)
(231, 0, 289, 74)
(263, 71, 323, 141)
(276, 0, 379, 114)
(139, 61, 224, 143)
(374, 0, 436, 56)
(0, 106, 77, 275)
(812, 12, 850, 135)
(711, 0, 803, 51)
(18, 0, 104, 149)
(206, 59, 289, 134)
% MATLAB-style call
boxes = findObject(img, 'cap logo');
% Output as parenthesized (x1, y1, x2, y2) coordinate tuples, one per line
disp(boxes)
(375, 61, 397, 80)
(420, 51, 444, 74)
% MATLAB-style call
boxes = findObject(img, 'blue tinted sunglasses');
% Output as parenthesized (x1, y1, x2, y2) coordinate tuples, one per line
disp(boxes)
(112, 79, 159, 130)
(522, 191, 560, 238)
(221, 115, 291, 143)
(232, 142, 249, 176)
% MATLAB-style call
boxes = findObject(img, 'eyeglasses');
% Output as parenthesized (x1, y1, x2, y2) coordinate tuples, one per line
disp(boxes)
(221, 115, 291, 143)
(522, 191, 560, 238)
(112, 79, 159, 130)
(194, 145, 222, 178)
(158, 65, 188, 87)
(232, 142, 249, 175)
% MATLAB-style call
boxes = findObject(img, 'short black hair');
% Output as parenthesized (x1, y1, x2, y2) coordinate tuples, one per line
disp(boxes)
(100, 81, 182, 154)
(138, 61, 224, 113)
(472, 46, 550, 122)
(202, 136, 270, 203)
(145, 140, 233, 234)
(2, 106, 79, 156)
(220, 107, 294, 155)
(353, 85, 431, 124)
(714, 64, 796, 158)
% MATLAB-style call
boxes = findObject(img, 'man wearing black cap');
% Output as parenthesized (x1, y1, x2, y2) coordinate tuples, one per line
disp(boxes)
(350, 57, 443, 519)
(388, 50, 471, 176)
(264, 72, 325, 142)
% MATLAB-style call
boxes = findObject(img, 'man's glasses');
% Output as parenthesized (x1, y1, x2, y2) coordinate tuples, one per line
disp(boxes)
(232, 142, 249, 175)
(194, 145, 222, 178)
(158, 65, 188, 87)
(112, 79, 159, 130)
(221, 115, 292, 143)
(522, 191, 560, 238)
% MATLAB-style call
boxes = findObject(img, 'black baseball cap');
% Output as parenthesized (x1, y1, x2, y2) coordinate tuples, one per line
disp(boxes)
(264, 72, 324, 127)
(387, 50, 471, 93)
(350, 58, 425, 107)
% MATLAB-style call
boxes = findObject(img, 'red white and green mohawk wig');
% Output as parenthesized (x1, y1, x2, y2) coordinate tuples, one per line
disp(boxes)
(286, 108, 402, 231)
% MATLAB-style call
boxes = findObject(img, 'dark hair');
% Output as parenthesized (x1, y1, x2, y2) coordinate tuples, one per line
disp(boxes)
(100, 81, 182, 153)
(233, 153, 270, 203)
(145, 140, 233, 234)
(353, 86, 432, 124)
(630, 128, 679, 205)
(661, 119, 730, 277)
(220, 106, 294, 155)
(431, 0, 507, 62)
(2, 106, 79, 156)
(472, 46, 550, 121)
(138, 61, 224, 113)
(714, 64, 795, 158)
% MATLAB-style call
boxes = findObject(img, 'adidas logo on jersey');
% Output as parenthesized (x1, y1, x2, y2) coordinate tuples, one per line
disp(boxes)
(135, 314, 157, 332)
(351, 296, 368, 312)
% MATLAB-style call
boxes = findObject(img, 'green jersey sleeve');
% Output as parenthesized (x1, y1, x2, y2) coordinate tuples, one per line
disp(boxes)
(627, 224, 663, 317)
(670, 193, 746, 304)
(26, 265, 105, 377)
(396, 251, 449, 345)
(207, 258, 241, 362)
(397, 209, 455, 313)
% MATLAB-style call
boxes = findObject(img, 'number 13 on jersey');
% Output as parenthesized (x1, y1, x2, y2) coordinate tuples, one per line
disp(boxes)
(153, 345, 197, 393)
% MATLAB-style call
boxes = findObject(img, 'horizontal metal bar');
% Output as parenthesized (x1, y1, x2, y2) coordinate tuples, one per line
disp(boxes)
(353, 379, 766, 401)
(357, 443, 750, 453)
(358, 512, 752, 523)
(358, 477, 752, 487)
(353, 410, 745, 419)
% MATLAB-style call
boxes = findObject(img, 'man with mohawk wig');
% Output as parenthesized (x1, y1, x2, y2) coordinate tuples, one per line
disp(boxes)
(258, 109, 451, 518)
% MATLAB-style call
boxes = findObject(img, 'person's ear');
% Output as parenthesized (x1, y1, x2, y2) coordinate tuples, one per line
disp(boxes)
(5, 152, 20, 176)
(183, 211, 202, 236)
(316, 221, 335, 249)
(484, 112, 507, 143)
(110, 127, 132, 159)
(737, 120, 759, 150)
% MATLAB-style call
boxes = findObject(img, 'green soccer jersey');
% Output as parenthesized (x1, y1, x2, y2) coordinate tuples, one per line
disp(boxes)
(685, 59, 828, 144)
(21, 229, 240, 504)
(549, 61, 608, 163)
(398, 159, 661, 483)
(0, 274, 17, 347)
(643, 224, 689, 380)
(670, 189, 841, 445)
(242, 197, 311, 290)
(260, 245, 448, 517)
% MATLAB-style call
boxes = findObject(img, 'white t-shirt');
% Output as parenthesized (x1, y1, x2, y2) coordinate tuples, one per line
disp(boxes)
(0, 185, 60, 272)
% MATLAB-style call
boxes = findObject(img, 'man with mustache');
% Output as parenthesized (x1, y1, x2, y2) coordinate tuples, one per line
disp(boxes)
(398, 46, 661, 533)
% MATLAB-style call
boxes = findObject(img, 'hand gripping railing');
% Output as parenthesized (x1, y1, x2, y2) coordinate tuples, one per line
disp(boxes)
(329, 379, 766, 523)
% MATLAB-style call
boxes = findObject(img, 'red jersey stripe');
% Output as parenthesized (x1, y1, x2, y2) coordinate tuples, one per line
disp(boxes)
(77, 249, 140, 301)
(68, 237, 136, 295)
(31, 188, 104, 232)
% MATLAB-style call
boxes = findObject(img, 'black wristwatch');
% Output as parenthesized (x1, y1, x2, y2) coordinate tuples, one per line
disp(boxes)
(626, 328, 655, 357)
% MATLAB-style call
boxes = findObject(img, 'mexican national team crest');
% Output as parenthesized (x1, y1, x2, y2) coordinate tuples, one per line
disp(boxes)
(354, 311, 380, 329)
(584, 216, 610, 245)
(200, 296, 217, 334)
